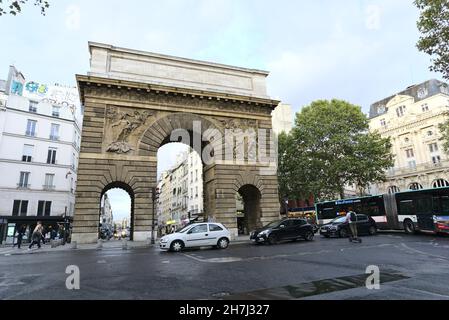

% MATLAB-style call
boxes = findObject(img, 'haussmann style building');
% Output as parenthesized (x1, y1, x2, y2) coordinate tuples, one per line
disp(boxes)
(368, 79, 449, 195)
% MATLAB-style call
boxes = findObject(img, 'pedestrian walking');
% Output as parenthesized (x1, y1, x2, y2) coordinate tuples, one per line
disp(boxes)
(13, 225, 26, 249)
(29, 222, 43, 249)
(346, 207, 361, 243)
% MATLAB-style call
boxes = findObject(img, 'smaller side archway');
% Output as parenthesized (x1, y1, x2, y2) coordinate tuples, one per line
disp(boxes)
(237, 184, 261, 235)
(100, 181, 135, 241)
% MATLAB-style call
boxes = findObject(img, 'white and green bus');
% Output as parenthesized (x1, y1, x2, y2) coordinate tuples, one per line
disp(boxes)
(315, 187, 449, 235)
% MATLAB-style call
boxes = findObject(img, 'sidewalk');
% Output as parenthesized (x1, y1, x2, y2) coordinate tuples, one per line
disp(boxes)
(0, 236, 251, 256)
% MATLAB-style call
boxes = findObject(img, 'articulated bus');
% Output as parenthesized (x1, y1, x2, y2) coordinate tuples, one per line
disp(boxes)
(315, 186, 449, 235)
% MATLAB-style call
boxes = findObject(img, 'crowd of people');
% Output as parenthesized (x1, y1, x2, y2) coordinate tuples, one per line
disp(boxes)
(12, 222, 69, 249)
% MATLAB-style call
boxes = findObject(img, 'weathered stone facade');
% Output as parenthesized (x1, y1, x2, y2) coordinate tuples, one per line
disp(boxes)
(72, 43, 280, 243)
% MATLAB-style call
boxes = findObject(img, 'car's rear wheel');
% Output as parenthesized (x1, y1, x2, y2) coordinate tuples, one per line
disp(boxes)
(170, 240, 184, 252)
(368, 226, 377, 236)
(268, 234, 278, 245)
(217, 237, 229, 249)
(339, 229, 348, 238)
(304, 230, 314, 241)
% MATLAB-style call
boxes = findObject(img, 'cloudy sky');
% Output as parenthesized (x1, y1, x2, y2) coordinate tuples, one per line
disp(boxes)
(0, 0, 441, 220)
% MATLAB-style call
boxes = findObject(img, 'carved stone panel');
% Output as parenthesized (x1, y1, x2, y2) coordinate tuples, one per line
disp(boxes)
(103, 106, 155, 154)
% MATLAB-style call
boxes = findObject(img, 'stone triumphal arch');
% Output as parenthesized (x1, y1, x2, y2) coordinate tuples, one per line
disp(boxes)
(72, 42, 280, 243)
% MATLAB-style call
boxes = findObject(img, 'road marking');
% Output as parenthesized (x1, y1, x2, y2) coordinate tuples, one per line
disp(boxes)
(97, 260, 107, 264)
(162, 260, 170, 264)
(399, 243, 449, 261)
(181, 244, 396, 264)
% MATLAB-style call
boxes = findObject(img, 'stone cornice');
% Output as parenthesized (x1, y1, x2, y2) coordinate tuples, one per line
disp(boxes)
(76, 75, 280, 111)
(375, 110, 449, 135)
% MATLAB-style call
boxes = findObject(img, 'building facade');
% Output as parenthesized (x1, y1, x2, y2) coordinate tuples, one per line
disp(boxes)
(156, 149, 204, 234)
(368, 79, 449, 194)
(0, 66, 83, 244)
(271, 103, 293, 135)
(100, 193, 113, 225)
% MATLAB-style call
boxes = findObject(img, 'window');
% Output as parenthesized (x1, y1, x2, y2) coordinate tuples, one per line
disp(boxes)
(380, 119, 386, 127)
(422, 104, 429, 112)
(26, 119, 37, 136)
(71, 153, 76, 170)
(209, 224, 223, 232)
(29, 101, 37, 113)
(429, 143, 438, 153)
(427, 130, 433, 136)
(50, 124, 60, 140)
(433, 179, 449, 188)
(37, 200, 52, 216)
(388, 186, 400, 194)
(195, 186, 198, 198)
(18, 172, 30, 188)
(22, 144, 33, 162)
(396, 105, 406, 117)
(12, 200, 28, 216)
(404, 137, 410, 143)
(52, 106, 60, 117)
(190, 172, 193, 183)
(432, 155, 441, 164)
(47, 148, 57, 164)
(405, 149, 414, 158)
(44, 174, 55, 189)
(195, 169, 198, 181)
(188, 224, 207, 234)
(409, 182, 423, 190)
(407, 160, 416, 169)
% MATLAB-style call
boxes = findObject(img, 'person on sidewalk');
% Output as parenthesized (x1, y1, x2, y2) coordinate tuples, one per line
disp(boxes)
(29, 222, 43, 250)
(345, 207, 359, 241)
(13, 225, 26, 249)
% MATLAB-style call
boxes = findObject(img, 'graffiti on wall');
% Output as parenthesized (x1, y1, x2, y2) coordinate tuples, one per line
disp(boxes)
(23, 81, 80, 114)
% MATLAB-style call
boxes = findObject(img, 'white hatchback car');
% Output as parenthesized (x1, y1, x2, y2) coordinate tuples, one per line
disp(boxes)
(159, 222, 231, 252)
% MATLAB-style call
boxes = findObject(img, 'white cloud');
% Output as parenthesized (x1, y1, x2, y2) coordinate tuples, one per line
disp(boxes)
(267, 28, 382, 107)
(65, 4, 81, 31)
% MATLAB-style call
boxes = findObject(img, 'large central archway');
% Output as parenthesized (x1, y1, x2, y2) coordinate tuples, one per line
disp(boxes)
(71, 42, 280, 243)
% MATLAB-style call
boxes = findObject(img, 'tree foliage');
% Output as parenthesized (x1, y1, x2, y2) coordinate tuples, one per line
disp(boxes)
(277, 99, 394, 202)
(415, 0, 449, 79)
(0, 0, 49, 16)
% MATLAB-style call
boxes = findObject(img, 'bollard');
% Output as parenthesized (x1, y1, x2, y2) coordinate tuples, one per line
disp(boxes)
(122, 238, 128, 250)
(97, 239, 103, 250)
(71, 241, 77, 249)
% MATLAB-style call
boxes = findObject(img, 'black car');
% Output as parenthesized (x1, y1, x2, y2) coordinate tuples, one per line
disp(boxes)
(319, 214, 377, 238)
(250, 218, 315, 244)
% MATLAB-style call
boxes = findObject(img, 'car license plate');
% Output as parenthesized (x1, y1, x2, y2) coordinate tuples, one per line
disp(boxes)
(321, 229, 327, 233)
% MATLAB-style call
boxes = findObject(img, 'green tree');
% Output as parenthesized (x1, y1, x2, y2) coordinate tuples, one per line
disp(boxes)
(0, 0, 49, 16)
(282, 99, 393, 201)
(415, 0, 449, 80)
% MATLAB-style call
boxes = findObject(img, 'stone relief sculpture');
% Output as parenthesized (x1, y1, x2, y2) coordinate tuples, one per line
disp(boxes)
(105, 106, 152, 154)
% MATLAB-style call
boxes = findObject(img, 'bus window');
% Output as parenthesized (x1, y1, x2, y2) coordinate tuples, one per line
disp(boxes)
(398, 199, 415, 215)
(441, 196, 449, 214)
(415, 197, 432, 215)
(320, 207, 339, 219)
(432, 196, 440, 214)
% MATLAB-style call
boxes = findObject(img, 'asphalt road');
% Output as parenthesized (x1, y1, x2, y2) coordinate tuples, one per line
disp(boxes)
(1, 232, 449, 300)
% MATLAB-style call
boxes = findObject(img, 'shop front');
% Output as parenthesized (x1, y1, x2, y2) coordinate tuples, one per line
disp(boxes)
(0, 216, 73, 245)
